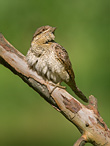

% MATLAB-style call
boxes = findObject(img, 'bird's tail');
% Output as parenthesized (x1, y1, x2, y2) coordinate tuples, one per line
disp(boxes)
(67, 80, 88, 103)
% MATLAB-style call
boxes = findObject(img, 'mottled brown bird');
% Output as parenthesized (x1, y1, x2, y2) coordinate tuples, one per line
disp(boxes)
(26, 25, 88, 102)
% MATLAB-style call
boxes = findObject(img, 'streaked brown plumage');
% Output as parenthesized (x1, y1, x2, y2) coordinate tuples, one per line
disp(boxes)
(26, 25, 88, 102)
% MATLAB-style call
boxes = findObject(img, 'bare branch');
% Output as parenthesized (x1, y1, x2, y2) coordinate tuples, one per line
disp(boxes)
(0, 33, 110, 145)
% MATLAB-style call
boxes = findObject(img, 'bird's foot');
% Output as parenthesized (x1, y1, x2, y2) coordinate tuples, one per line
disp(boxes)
(49, 82, 66, 94)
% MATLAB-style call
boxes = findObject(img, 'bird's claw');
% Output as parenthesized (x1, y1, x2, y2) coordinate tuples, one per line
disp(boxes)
(49, 82, 66, 94)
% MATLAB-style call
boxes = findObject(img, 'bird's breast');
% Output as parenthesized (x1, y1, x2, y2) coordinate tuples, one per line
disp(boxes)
(34, 49, 70, 83)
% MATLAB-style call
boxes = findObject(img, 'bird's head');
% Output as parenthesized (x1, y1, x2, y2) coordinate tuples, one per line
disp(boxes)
(31, 25, 56, 45)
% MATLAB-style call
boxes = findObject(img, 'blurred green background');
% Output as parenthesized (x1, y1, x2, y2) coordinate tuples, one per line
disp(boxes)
(0, 0, 109, 145)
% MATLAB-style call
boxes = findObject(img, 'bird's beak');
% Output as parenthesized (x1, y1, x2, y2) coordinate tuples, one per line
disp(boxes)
(51, 27, 56, 33)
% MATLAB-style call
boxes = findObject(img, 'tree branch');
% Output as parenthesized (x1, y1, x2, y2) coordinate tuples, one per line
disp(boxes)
(0, 33, 110, 146)
(73, 136, 86, 146)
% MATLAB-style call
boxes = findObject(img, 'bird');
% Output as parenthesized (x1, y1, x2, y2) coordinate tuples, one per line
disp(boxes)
(26, 25, 88, 102)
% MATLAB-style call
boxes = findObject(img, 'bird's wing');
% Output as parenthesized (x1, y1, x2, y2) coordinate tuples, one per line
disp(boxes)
(54, 43, 75, 80)
(54, 43, 88, 102)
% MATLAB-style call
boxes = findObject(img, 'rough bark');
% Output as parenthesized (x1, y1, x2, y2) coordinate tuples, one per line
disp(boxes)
(0, 33, 110, 146)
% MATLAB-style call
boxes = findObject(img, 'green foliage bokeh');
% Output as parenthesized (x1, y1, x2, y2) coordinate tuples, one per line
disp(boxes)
(0, 0, 109, 145)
